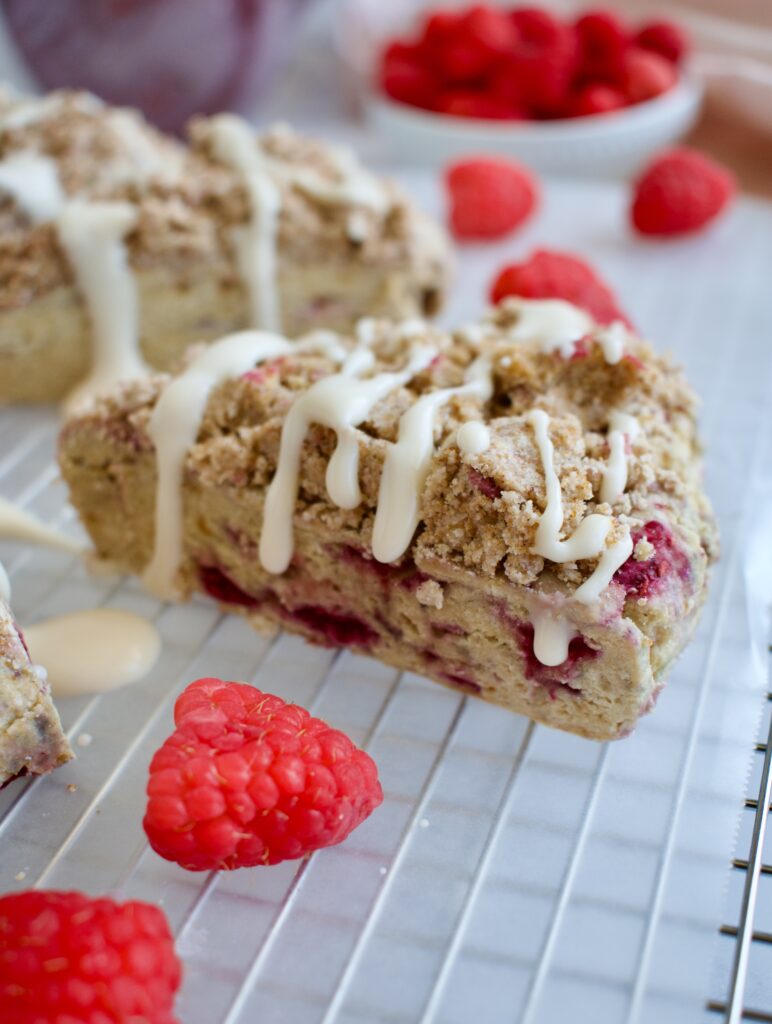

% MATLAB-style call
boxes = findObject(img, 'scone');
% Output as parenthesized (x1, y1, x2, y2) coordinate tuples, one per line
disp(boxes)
(0, 588, 72, 785)
(0, 89, 450, 404)
(58, 300, 717, 741)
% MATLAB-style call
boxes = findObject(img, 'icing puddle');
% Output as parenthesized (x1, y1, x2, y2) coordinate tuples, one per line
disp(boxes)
(24, 608, 161, 699)
(0, 496, 83, 554)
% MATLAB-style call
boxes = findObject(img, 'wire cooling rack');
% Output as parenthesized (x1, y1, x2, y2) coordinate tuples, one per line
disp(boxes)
(0, 179, 771, 1024)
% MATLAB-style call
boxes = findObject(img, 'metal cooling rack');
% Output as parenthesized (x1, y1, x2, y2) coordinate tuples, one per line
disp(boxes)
(1, 180, 771, 1024)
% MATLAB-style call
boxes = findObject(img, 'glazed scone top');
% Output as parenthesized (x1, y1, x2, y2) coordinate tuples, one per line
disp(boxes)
(0, 89, 448, 313)
(63, 300, 717, 614)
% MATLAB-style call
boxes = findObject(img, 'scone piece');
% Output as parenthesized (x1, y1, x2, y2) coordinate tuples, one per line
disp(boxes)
(59, 302, 717, 740)
(0, 90, 450, 403)
(0, 594, 72, 785)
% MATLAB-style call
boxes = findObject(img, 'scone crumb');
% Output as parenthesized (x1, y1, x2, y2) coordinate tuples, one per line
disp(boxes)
(415, 579, 444, 609)
(76, 732, 92, 747)
(634, 538, 655, 562)
(67, 783, 78, 793)
(14, 871, 26, 882)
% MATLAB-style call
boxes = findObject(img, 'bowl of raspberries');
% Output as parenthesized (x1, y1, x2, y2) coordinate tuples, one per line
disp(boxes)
(342, 3, 702, 175)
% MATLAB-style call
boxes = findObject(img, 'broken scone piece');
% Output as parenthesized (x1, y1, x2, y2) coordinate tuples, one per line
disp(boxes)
(59, 299, 718, 741)
(0, 89, 450, 403)
(0, 587, 72, 785)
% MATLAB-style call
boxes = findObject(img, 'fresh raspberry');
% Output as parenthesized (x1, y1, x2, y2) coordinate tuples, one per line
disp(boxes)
(445, 156, 539, 240)
(634, 19, 690, 66)
(489, 248, 631, 326)
(613, 521, 691, 598)
(631, 148, 736, 236)
(437, 89, 524, 120)
(144, 678, 383, 870)
(569, 83, 626, 117)
(431, 6, 519, 84)
(507, 12, 579, 117)
(463, 4, 520, 61)
(622, 47, 677, 104)
(0, 890, 181, 1024)
(575, 9, 630, 82)
(379, 42, 438, 109)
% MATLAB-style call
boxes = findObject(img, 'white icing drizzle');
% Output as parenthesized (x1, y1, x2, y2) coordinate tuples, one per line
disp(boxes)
(526, 409, 612, 561)
(526, 408, 635, 666)
(0, 151, 63, 222)
(0, 496, 83, 554)
(259, 340, 436, 574)
(0, 560, 9, 603)
(456, 420, 490, 456)
(507, 299, 593, 357)
(143, 330, 347, 600)
(596, 320, 627, 365)
(59, 200, 145, 411)
(530, 602, 574, 667)
(208, 115, 283, 333)
(24, 608, 160, 698)
(0, 148, 144, 408)
(600, 411, 640, 504)
(290, 144, 388, 213)
(573, 532, 634, 605)
(372, 356, 493, 564)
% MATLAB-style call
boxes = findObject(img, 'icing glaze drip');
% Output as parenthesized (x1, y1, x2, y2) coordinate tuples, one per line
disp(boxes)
(596, 321, 627, 365)
(208, 115, 282, 333)
(600, 411, 639, 504)
(530, 603, 574, 667)
(573, 532, 634, 604)
(372, 357, 493, 563)
(144, 330, 347, 600)
(0, 151, 63, 222)
(24, 608, 160, 698)
(59, 200, 144, 411)
(507, 299, 593, 357)
(0, 561, 9, 603)
(456, 420, 490, 456)
(526, 408, 612, 561)
(259, 340, 436, 575)
(0, 496, 83, 554)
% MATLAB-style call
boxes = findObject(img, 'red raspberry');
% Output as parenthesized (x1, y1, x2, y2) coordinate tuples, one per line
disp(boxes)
(569, 83, 626, 117)
(575, 9, 630, 82)
(506, 9, 579, 117)
(631, 147, 735, 237)
(489, 248, 630, 326)
(430, 5, 519, 84)
(379, 42, 438, 109)
(144, 678, 383, 871)
(463, 4, 520, 60)
(436, 89, 524, 120)
(0, 890, 181, 1024)
(445, 156, 539, 240)
(634, 20, 690, 66)
(622, 47, 677, 104)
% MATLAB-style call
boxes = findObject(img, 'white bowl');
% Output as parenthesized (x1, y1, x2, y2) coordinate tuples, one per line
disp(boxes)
(368, 78, 703, 177)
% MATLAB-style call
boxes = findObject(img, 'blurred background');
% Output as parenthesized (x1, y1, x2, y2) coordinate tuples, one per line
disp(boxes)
(0, 0, 768, 190)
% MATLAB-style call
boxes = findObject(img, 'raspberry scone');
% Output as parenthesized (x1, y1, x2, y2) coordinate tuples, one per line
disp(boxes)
(0, 89, 450, 404)
(0, 587, 72, 785)
(58, 300, 717, 740)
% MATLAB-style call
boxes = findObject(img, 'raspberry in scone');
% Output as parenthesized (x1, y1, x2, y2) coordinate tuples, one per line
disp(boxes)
(144, 678, 383, 870)
(0, 889, 181, 1023)
(0, 88, 450, 404)
(58, 304, 717, 741)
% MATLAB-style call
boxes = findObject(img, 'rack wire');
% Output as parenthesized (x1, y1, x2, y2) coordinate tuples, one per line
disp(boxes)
(1, 180, 771, 1023)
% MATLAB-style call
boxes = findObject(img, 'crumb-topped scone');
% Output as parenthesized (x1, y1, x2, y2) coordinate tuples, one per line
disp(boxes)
(58, 299, 717, 740)
(0, 89, 450, 404)
(0, 589, 72, 785)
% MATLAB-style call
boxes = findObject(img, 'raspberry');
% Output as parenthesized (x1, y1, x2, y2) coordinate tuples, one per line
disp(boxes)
(144, 678, 383, 870)
(631, 148, 735, 237)
(489, 248, 630, 326)
(622, 47, 677, 104)
(445, 156, 539, 240)
(437, 89, 524, 120)
(613, 521, 691, 598)
(199, 564, 260, 608)
(431, 6, 519, 84)
(634, 20, 690, 66)
(575, 9, 630, 82)
(379, 42, 438, 109)
(0, 890, 181, 1024)
(507, 7, 578, 116)
(569, 83, 626, 117)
